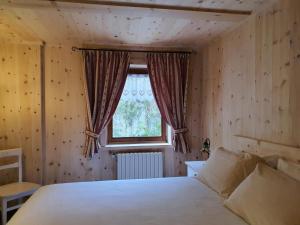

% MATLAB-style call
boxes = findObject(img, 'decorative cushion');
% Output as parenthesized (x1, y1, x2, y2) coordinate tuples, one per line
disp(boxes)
(196, 147, 260, 198)
(224, 163, 300, 225)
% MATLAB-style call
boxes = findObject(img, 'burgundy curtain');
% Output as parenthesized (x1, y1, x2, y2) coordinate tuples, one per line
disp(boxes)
(147, 52, 190, 153)
(83, 50, 130, 158)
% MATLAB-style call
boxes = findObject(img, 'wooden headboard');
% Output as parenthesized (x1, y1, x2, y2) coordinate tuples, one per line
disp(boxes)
(232, 135, 300, 163)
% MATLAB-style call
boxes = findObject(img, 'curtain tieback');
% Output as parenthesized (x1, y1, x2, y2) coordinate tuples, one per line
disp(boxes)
(85, 130, 100, 139)
(174, 128, 188, 134)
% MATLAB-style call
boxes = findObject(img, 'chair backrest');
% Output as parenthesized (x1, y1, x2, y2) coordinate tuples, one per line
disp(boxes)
(0, 148, 22, 183)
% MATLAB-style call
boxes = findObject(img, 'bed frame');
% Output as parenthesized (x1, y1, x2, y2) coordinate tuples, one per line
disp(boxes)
(232, 135, 300, 163)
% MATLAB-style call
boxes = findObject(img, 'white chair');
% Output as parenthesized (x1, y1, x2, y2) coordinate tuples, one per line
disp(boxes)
(0, 148, 41, 225)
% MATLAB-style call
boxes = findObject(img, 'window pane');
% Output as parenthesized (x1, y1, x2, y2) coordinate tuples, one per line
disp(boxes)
(112, 74, 162, 138)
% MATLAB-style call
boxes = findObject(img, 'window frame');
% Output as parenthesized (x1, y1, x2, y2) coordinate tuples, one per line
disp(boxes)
(107, 67, 167, 144)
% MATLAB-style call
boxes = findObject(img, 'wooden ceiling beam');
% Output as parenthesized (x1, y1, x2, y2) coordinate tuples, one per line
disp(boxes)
(52, 0, 252, 16)
(54, 0, 252, 22)
(3, 0, 252, 22)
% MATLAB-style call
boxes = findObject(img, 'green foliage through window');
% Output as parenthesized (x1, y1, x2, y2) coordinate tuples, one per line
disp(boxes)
(112, 74, 162, 138)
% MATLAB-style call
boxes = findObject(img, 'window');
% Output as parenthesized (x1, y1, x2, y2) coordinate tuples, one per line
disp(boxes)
(108, 65, 167, 144)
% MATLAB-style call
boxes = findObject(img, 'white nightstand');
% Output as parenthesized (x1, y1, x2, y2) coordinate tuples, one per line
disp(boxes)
(185, 161, 207, 177)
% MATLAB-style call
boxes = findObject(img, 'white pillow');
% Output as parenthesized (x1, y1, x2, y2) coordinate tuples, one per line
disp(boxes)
(196, 147, 261, 198)
(224, 163, 300, 225)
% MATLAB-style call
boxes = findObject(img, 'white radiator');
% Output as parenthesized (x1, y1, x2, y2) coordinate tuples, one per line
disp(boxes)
(116, 152, 163, 180)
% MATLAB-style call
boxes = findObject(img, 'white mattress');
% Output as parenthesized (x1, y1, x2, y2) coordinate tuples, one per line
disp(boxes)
(8, 177, 247, 225)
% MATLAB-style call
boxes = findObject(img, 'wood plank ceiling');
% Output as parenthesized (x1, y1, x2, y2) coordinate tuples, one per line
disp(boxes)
(0, 0, 273, 48)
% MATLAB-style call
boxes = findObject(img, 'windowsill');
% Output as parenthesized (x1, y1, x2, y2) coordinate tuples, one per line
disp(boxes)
(103, 142, 173, 150)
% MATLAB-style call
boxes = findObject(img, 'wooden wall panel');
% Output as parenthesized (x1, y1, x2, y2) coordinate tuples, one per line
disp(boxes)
(3, 0, 297, 184)
(0, 43, 42, 184)
(0, 35, 204, 185)
(200, 0, 300, 154)
(44, 46, 204, 183)
(45, 45, 106, 184)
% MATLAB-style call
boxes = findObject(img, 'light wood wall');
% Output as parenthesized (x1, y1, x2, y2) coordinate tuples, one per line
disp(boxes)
(200, 0, 300, 153)
(0, 43, 42, 184)
(2, 0, 298, 184)
(44, 46, 203, 184)
(44, 45, 119, 184)
(1, 43, 203, 184)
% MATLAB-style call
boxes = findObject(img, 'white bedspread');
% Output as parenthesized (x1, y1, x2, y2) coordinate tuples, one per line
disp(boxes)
(8, 177, 247, 225)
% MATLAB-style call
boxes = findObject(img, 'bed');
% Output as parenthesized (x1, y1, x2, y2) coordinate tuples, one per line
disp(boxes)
(7, 177, 247, 225)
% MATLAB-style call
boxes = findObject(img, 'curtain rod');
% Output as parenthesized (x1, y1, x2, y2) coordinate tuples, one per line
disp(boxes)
(71, 46, 193, 54)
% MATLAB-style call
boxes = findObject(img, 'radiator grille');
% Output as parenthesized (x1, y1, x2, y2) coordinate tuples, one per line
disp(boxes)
(116, 152, 163, 180)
